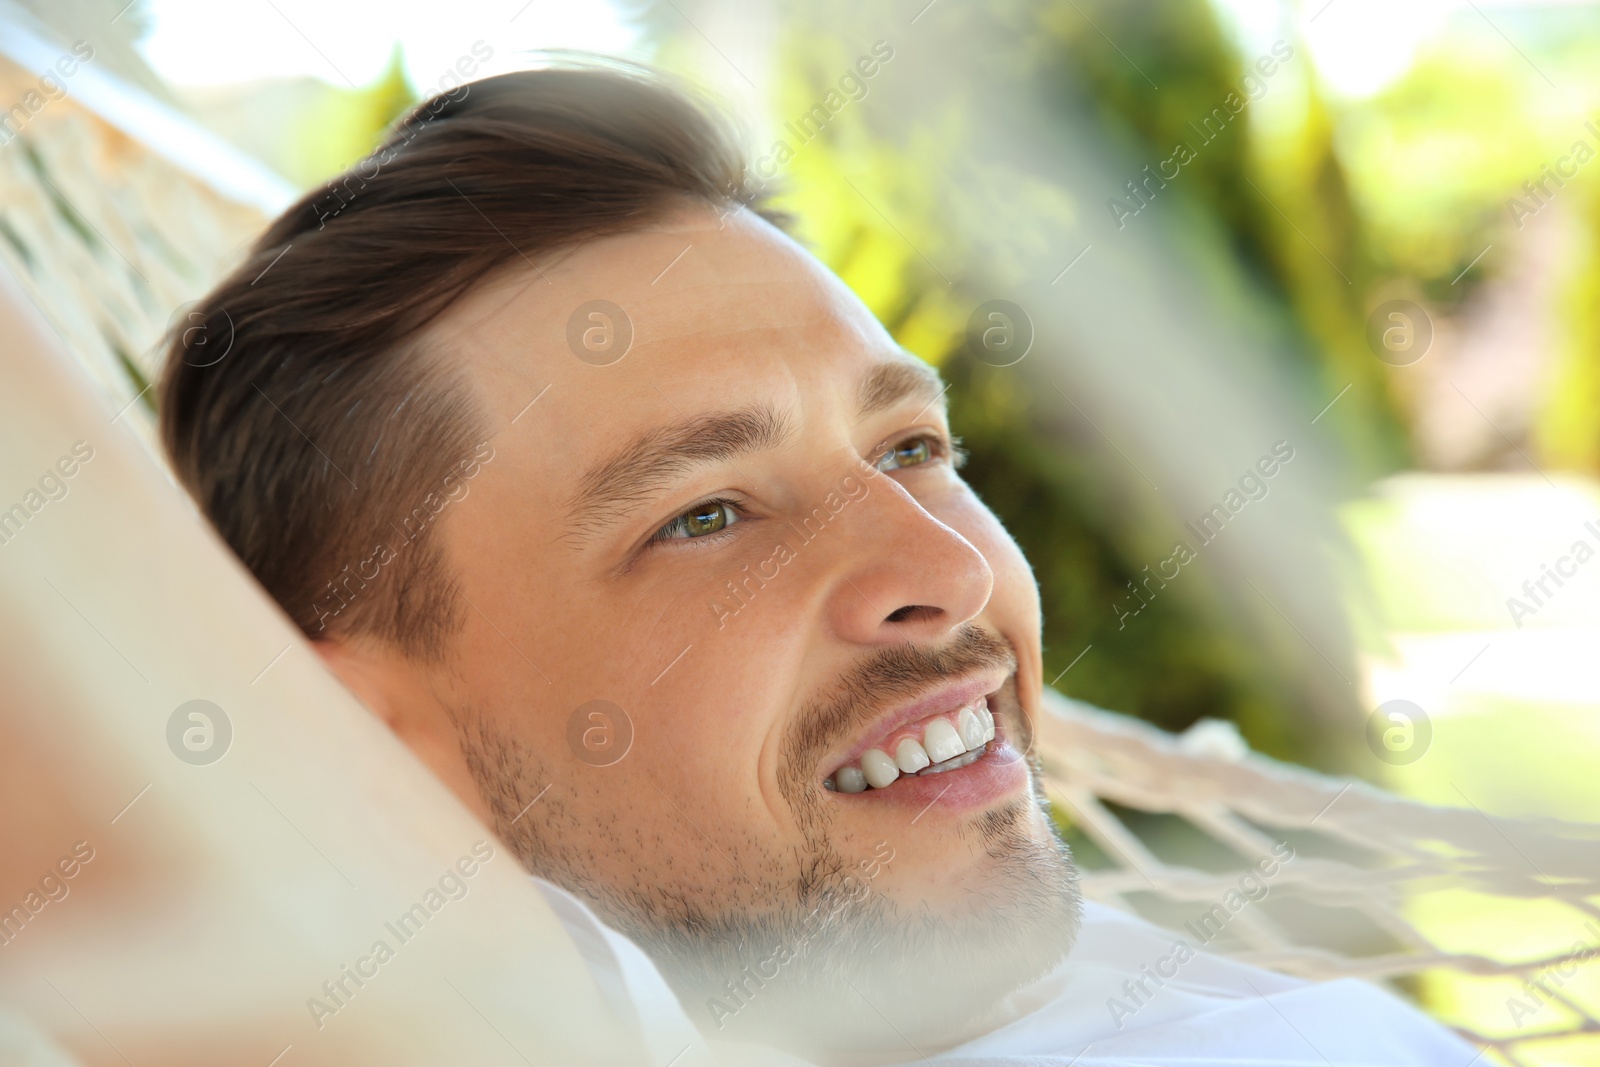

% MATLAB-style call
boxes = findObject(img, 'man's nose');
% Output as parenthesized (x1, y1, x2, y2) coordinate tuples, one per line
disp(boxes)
(821, 470, 994, 647)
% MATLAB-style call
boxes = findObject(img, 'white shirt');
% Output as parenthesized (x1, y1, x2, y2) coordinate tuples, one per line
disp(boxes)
(924, 901, 1480, 1066)
(530, 878, 716, 1066)
(533, 881, 1479, 1067)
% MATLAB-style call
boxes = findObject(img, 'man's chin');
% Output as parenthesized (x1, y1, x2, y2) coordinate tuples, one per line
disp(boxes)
(648, 793, 1083, 1063)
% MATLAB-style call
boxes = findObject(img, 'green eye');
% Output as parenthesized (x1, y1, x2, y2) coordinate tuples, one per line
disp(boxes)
(654, 500, 740, 542)
(877, 437, 934, 471)
(683, 502, 729, 536)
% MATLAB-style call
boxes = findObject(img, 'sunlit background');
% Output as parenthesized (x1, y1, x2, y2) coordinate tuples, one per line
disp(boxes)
(5, 0, 1600, 1058)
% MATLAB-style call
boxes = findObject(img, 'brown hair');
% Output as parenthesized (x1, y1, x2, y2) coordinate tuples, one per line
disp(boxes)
(160, 61, 784, 658)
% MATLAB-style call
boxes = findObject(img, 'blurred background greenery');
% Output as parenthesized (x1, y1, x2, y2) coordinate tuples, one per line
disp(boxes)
(41, 0, 1599, 789)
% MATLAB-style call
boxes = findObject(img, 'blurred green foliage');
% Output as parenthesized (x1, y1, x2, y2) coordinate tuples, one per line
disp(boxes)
(748, 0, 1400, 769)
(1549, 189, 1600, 470)
(181, 45, 416, 191)
(180, 0, 1600, 778)
(1335, 4, 1600, 473)
(1047, 1, 1407, 480)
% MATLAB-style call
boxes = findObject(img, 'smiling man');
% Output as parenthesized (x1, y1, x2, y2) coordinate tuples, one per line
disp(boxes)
(424, 203, 1081, 1057)
(161, 64, 1478, 1066)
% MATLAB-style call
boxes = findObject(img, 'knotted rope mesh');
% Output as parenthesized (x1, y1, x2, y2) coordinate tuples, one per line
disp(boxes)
(1037, 690, 1600, 1066)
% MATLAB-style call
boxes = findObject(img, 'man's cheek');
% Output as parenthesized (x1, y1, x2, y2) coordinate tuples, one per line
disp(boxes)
(957, 498, 1045, 736)
(633, 614, 786, 759)
(953, 494, 1040, 622)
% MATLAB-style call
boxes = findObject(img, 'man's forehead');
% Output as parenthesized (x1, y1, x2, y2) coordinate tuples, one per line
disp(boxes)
(428, 205, 944, 430)
(435, 207, 868, 359)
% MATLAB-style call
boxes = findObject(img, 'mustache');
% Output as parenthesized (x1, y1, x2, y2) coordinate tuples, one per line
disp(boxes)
(779, 625, 1017, 797)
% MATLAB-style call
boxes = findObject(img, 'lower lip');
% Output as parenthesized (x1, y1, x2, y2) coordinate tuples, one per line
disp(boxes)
(828, 726, 1029, 814)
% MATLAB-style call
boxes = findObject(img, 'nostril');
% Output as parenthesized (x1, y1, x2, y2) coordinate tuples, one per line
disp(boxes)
(885, 604, 940, 624)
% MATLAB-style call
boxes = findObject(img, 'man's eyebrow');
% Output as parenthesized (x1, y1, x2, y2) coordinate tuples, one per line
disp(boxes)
(566, 405, 795, 542)
(857, 358, 948, 420)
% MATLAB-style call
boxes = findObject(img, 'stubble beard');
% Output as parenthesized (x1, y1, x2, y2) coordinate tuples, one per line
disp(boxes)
(636, 765, 1083, 1060)
(449, 629, 1082, 1060)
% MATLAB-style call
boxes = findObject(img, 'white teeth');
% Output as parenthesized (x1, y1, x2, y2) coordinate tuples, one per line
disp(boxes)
(836, 766, 867, 793)
(957, 706, 986, 750)
(860, 748, 900, 789)
(894, 737, 931, 774)
(922, 719, 965, 764)
(827, 698, 1001, 793)
(918, 744, 985, 775)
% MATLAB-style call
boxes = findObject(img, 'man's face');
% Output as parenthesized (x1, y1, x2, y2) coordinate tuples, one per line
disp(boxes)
(392, 203, 1079, 1057)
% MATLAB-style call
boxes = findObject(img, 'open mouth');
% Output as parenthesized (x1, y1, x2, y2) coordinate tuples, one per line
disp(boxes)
(824, 691, 1000, 794)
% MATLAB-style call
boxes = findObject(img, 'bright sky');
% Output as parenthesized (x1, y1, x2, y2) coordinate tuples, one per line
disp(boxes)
(136, 0, 645, 90)
(1215, 0, 1569, 98)
(137, 0, 1571, 100)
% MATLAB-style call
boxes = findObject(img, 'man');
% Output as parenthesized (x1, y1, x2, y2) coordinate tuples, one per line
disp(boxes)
(160, 63, 1477, 1065)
